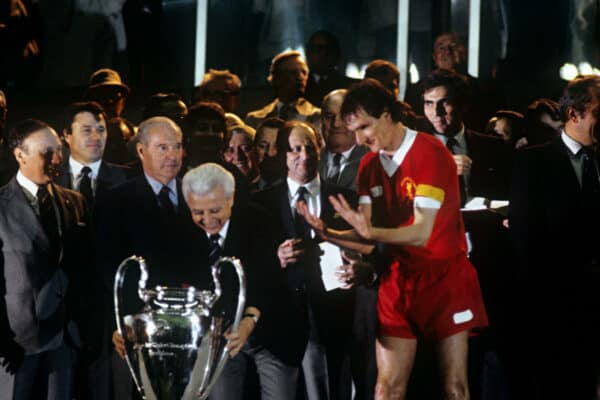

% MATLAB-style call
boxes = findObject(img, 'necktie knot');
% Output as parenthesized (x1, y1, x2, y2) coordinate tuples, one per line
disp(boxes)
(210, 233, 221, 246)
(446, 137, 459, 154)
(332, 153, 342, 166)
(81, 166, 92, 177)
(158, 186, 175, 216)
(297, 186, 309, 202)
(37, 184, 50, 201)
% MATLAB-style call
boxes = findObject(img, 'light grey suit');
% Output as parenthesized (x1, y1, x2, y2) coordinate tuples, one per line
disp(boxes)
(318, 145, 368, 192)
(0, 177, 92, 400)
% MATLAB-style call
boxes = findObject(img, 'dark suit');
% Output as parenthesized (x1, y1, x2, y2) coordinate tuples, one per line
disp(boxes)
(0, 178, 92, 399)
(55, 159, 130, 201)
(252, 179, 357, 399)
(318, 145, 368, 192)
(508, 136, 600, 399)
(209, 204, 302, 400)
(95, 175, 208, 400)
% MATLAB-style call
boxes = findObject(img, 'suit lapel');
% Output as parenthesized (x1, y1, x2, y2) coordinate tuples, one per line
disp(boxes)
(4, 178, 50, 250)
(551, 137, 582, 196)
(280, 182, 296, 238)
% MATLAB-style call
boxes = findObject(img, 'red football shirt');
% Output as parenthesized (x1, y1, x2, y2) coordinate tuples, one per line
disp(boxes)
(357, 129, 467, 269)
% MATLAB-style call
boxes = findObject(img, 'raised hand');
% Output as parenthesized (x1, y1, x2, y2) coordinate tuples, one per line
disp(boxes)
(329, 194, 372, 239)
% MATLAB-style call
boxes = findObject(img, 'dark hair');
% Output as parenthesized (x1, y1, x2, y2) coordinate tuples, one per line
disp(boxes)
(63, 101, 107, 135)
(306, 30, 341, 61)
(184, 102, 226, 135)
(420, 68, 469, 108)
(143, 92, 188, 121)
(256, 117, 285, 142)
(485, 110, 525, 144)
(225, 124, 256, 145)
(8, 119, 52, 151)
(364, 60, 400, 82)
(558, 75, 600, 122)
(341, 78, 405, 122)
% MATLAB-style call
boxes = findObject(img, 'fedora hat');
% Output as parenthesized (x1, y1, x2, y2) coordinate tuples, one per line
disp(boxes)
(86, 68, 130, 96)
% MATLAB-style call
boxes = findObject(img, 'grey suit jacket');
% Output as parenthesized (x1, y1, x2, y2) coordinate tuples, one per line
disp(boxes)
(0, 178, 91, 356)
(318, 145, 368, 192)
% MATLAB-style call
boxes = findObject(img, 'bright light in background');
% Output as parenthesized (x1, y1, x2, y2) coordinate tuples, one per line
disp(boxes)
(560, 63, 580, 80)
(560, 62, 600, 80)
(578, 62, 593, 75)
(283, 46, 305, 59)
(409, 63, 420, 84)
(345, 63, 367, 79)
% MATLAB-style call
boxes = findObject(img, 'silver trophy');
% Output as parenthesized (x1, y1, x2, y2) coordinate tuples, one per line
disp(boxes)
(114, 255, 245, 400)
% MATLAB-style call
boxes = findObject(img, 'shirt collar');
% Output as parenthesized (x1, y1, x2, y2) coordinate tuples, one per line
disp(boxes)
(276, 99, 300, 112)
(206, 219, 230, 244)
(328, 145, 356, 162)
(144, 173, 178, 196)
(16, 170, 43, 198)
(69, 157, 102, 178)
(379, 128, 418, 177)
(561, 130, 583, 155)
(434, 124, 466, 147)
(287, 174, 321, 198)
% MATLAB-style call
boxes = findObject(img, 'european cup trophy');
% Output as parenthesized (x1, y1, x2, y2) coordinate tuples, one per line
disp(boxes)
(114, 256, 246, 399)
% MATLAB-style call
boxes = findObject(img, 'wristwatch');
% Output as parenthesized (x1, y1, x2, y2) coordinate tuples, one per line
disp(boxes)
(243, 313, 259, 324)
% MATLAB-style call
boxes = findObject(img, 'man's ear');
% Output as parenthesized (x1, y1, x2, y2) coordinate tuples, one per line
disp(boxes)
(13, 147, 24, 164)
(136, 142, 144, 160)
(566, 106, 579, 122)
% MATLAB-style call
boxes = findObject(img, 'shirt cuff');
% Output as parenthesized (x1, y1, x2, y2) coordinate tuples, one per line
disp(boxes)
(414, 196, 441, 209)
(358, 195, 372, 205)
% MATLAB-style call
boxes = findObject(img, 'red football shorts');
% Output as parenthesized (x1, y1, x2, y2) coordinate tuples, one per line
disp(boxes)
(377, 255, 489, 339)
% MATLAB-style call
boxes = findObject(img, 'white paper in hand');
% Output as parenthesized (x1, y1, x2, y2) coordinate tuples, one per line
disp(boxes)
(319, 242, 344, 291)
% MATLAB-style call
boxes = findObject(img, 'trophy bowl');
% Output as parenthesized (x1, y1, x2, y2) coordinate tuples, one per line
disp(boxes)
(114, 256, 245, 400)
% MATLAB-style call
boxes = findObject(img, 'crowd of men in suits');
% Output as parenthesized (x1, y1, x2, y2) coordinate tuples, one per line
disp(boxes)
(1, 29, 600, 400)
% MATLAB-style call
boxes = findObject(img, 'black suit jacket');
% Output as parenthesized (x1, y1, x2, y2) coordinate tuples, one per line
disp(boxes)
(55, 159, 130, 201)
(464, 128, 512, 201)
(95, 176, 209, 333)
(252, 179, 357, 360)
(509, 137, 600, 307)
(0, 178, 93, 356)
(199, 204, 306, 366)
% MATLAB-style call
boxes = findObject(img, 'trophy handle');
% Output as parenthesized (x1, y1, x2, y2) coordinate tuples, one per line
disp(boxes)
(211, 256, 246, 334)
(113, 255, 147, 396)
(200, 257, 246, 399)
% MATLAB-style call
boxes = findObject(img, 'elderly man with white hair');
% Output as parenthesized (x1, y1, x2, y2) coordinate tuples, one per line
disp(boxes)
(182, 162, 301, 400)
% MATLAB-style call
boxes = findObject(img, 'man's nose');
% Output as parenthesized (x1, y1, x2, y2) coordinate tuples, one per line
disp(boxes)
(267, 145, 277, 158)
(236, 147, 247, 161)
(436, 102, 446, 116)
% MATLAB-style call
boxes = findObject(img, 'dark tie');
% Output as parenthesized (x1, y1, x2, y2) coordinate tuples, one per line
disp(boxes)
(279, 103, 294, 121)
(158, 186, 175, 217)
(294, 186, 312, 239)
(446, 137, 468, 206)
(208, 233, 222, 266)
(38, 184, 60, 263)
(78, 166, 93, 206)
(581, 146, 600, 196)
(327, 153, 342, 184)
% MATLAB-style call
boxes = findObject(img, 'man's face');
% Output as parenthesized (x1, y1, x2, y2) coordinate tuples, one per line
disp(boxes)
(204, 78, 240, 113)
(575, 98, 600, 145)
(286, 127, 319, 183)
(345, 108, 394, 153)
(14, 128, 63, 184)
(223, 132, 257, 177)
(256, 127, 279, 163)
(137, 125, 183, 185)
(423, 85, 462, 136)
(306, 35, 337, 75)
(432, 34, 466, 71)
(65, 111, 107, 164)
(492, 117, 511, 142)
(273, 56, 309, 102)
(322, 94, 355, 152)
(186, 186, 234, 235)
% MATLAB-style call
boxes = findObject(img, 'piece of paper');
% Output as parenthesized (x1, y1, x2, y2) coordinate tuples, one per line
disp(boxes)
(490, 200, 509, 209)
(461, 196, 488, 211)
(319, 242, 344, 291)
